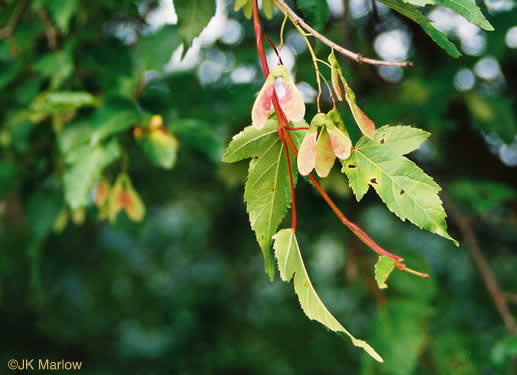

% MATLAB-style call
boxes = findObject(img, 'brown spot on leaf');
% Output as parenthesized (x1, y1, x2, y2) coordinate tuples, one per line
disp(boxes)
(400, 189, 405, 195)
(380, 138, 385, 144)
(370, 178, 377, 184)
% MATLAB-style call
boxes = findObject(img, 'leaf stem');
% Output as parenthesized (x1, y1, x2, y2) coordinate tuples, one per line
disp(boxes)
(394, 261, 429, 278)
(263, 33, 284, 65)
(285, 126, 310, 130)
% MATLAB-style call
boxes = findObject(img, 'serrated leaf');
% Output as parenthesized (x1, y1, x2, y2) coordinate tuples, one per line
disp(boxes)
(296, 0, 329, 33)
(175, 0, 215, 48)
(223, 120, 304, 280)
(375, 256, 396, 289)
(63, 140, 121, 210)
(380, 0, 461, 58)
(273, 228, 383, 362)
(435, 0, 493, 31)
(342, 125, 458, 245)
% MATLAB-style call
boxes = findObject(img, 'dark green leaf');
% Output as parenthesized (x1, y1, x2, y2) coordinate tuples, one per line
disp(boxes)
(381, 0, 461, 57)
(175, 0, 215, 48)
(134, 25, 182, 71)
(296, 0, 329, 33)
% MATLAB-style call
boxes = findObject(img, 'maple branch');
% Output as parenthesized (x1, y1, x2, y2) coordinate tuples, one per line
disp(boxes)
(444, 195, 517, 335)
(0, 0, 30, 40)
(273, 0, 413, 68)
(252, 0, 427, 273)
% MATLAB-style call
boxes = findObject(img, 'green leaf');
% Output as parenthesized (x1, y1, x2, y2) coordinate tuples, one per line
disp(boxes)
(134, 25, 182, 71)
(33, 49, 74, 89)
(296, 0, 329, 33)
(342, 125, 458, 245)
(380, 0, 461, 57)
(171, 119, 224, 162)
(223, 120, 304, 280)
(47, 0, 79, 34)
(89, 100, 141, 145)
(138, 129, 180, 169)
(30, 91, 97, 114)
(434, 0, 493, 31)
(263, 0, 274, 19)
(63, 140, 121, 209)
(175, 0, 215, 49)
(374, 256, 396, 289)
(273, 228, 383, 362)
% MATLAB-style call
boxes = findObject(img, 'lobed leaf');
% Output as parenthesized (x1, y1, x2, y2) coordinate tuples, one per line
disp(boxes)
(342, 126, 458, 245)
(273, 228, 383, 362)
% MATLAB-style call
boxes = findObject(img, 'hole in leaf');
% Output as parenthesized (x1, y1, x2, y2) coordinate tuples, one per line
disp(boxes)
(348, 164, 357, 168)
(400, 189, 405, 195)
(370, 178, 377, 184)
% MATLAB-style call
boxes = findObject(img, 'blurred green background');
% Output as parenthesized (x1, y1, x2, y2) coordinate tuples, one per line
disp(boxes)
(1, 0, 517, 373)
